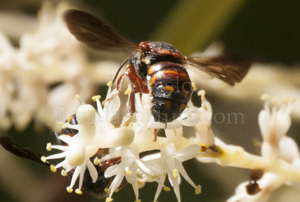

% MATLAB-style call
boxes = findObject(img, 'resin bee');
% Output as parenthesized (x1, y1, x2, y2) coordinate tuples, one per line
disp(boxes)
(65, 9, 251, 123)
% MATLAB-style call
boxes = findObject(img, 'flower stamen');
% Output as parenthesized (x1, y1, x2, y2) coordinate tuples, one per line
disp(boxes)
(66, 186, 73, 193)
(261, 94, 270, 100)
(124, 87, 131, 95)
(195, 185, 201, 194)
(104, 188, 111, 194)
(106, 197, 113, 202)
(75, 189, 83, 195)
(76, 94, 85, 105)
(94, 157, 99, 165)
(152, 174, 159, 179)
(50, 165, 57, 173)
(61, 170, 67, 176)
(128, 122, 133, 128)
(92, 95, 101, 101)
(163, 186, 171, 191)
(173, 169, 178, 178)
(137, 173, 143, 179)
(271, 100, 277, 106)
(46, 143, 52, 151)
(41, 156, 46, 163)
(202, 103, 208, 111)
(125, 170, 132, 175)
(192, 82, 197, 91)
(107, 81, 113, 86)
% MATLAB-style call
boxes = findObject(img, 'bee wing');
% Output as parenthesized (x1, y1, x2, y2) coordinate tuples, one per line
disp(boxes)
(184, 54, 252, 86)
(64, 9, 138, 52)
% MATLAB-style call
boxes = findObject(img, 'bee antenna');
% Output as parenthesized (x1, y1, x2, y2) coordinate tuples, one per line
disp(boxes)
(112, 58, 129, 84)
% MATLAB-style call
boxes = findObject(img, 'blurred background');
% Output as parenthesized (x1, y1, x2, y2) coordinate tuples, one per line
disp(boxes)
(0, 0, 300, 201)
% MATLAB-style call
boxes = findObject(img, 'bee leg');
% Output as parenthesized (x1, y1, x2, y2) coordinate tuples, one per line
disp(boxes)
(104, 64, 145, 107)
(134, 85, 149, 94)
(124, 64, 145, 87)
(153, 128, 158, 142)
(121, 85, 149, 127)
(102, 88, 120, 106)
(114, 64, 149, 127)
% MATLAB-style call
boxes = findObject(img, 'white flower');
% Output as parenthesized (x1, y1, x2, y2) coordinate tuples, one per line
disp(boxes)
(101, 145, 163, 201)
(228, 96, 298, 202)
(259, 96, 292, 143)
(194, 90, 215, 146)
(14, 2, 86, 130)
(0, 2, 122, 131)
(146, 143, 202, 202)
(279, 136, 300, 164)
(227, 173, 284, 202)
(0, 2, 93, 131)
(42, 89, 122, 194)
(259, 95, 294, 159)
(43, 104, 99, 194)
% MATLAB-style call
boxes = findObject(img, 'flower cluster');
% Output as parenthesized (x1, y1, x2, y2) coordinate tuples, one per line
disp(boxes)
(228, 96, 298, 202)
(42, 84, 207, 202)
(40, 75, 300, 202)
(0, 2, 120, 131)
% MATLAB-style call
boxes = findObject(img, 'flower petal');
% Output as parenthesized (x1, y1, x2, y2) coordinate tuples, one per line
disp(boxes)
(87, 160, 98, 183)
(104, 164, 122, 178)
(45, 151, 68, 160)
(175, 159, 196, 188)
(69, 165, 83, 188)
(51, 145, 69, 151)
(175, 144, 201, 162)
(58, 135, 72, 144)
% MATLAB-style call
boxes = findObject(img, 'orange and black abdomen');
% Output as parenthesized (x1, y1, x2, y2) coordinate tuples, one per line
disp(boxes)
(148, 62, 192, 123)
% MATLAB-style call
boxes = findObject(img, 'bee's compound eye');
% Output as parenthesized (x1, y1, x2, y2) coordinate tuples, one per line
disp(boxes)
(140, 42, 150, 52)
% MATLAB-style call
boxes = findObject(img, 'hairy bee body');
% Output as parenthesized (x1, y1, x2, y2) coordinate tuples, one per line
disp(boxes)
(147, 61, 191, 122)
(130, 41, 192, 122)
(64, 9, 251, 124)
